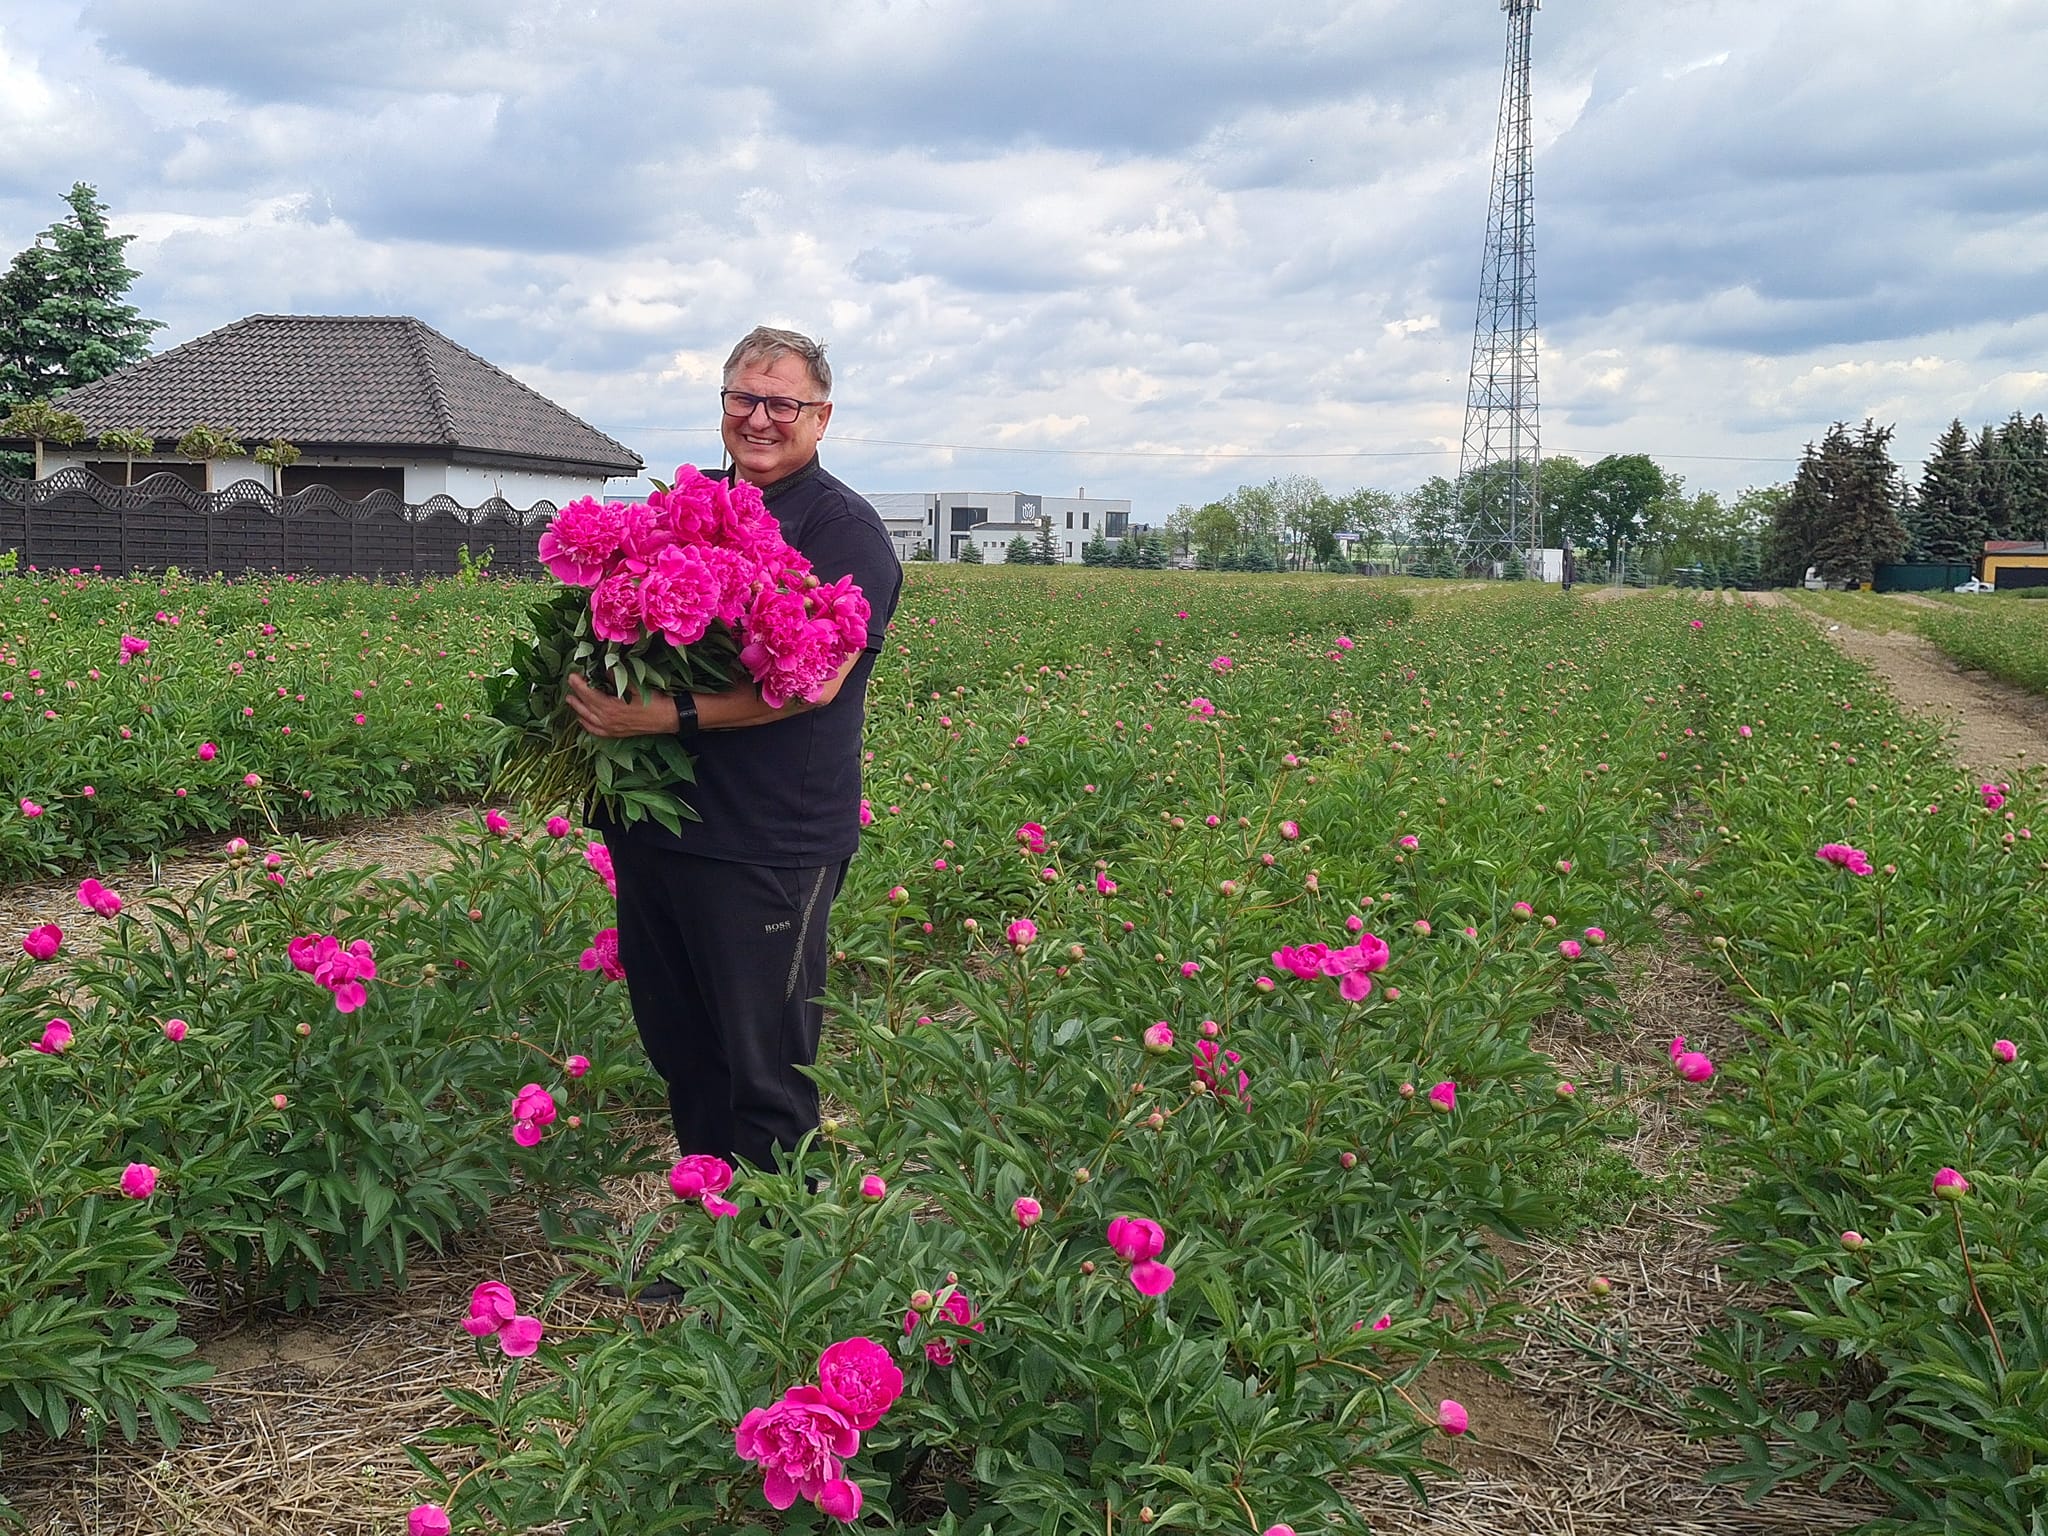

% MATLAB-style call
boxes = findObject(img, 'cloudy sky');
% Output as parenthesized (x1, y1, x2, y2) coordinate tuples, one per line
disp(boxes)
(4, 0, 2045, 518)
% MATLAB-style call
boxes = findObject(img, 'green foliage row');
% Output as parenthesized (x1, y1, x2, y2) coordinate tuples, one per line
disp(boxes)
(0, 821, 648, 1462)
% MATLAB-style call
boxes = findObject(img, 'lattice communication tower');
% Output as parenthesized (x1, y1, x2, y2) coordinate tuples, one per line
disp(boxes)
(1458, 0, 1542, 573)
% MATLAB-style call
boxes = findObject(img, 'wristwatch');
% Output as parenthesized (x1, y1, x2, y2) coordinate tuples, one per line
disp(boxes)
(674, 692, 700, 735)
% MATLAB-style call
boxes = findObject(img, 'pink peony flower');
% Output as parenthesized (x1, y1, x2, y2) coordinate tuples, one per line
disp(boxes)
(22, 923, 61, 961)
(1193, 1038, 1250, 1102)
(1272, 942, 1332, 981)
(1933, 1167, 1969, 1200)
(120, 1162, 158, 1199)
(408, 1504, 452, 1536)
(1840, 1230, 1868, 1251)
(588, 571, 645, 643)
(1398, 834, 1419, 850)
(816, 1336, 905, 1430)
(511, 1084, 558, 1147)
(1129, 1259, 1176, 1296)
(565, 1053, 591, 1077)
(546, 815, 572, 838)
(1013, 1196, 1042, 1227)
(735, 1386, 861, 1509)
(198, 741, 217, 761)
(1180, 959, 1202, 978)
(579, 927, 625, 981)
(1187, 696, 1216, 719)
(1319, 932, 1390, 1002)
(818, 1478, 864, 1522)
(34, 1018, 72, 1054)
(903, 1288, 984, 1366)
(1264, 1527, 1298, 1536)
(584, 840, 617, 897)
(537, 496, 627, 587)
(1142, 1021, 1175, 1054)
(1993, 1039, 2017, 1064)
(20, 799, 44, 817)
(1558, 939, 1583, 960)
(1981, 783, 2007, 810)
(1006, 918, 1037, 948)
(1438, 1399, 1469, 1436)
(669, 1153, 736, 1202)
(1279, 819, 1300, 839)
(77, 878, 122, 918)
(1211, 654, 1234, 671)
(1428, 1080, 1457, 1113)
(1816, 842, 1874, 876)
(162, 1018, 187, 1042)
(462, 1281, 519, 1338)
(860, 1174, 888, 1200)
(499, 1315, 544, 1356)
(1014, 822, 1047, 854)
(1095, 870, 1117, 895)
(1106, 1215, 1166, 1264)
(484, 809, 511, 836)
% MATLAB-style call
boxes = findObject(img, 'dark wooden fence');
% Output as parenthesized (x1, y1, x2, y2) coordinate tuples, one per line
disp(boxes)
(0, 469, 559, 577)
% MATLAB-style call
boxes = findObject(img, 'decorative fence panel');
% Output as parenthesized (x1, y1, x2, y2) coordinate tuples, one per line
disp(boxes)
(0, 470, 558, 578)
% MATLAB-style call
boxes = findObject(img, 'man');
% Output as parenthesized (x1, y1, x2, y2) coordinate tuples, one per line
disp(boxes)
(566, 327, 902, 1291)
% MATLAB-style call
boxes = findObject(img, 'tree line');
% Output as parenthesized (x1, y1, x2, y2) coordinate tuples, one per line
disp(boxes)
(1761, 412, 2048, 586)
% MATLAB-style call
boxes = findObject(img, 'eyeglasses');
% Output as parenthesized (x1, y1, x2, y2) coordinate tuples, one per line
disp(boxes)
(720, 390, 827, 425)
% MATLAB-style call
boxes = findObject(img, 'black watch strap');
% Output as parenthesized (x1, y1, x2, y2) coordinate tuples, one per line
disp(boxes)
(674, 692, 700, 735)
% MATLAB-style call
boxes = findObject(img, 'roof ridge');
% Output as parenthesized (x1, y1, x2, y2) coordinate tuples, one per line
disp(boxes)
(408, 318, 641, 465)
(403, 317, 459, 446)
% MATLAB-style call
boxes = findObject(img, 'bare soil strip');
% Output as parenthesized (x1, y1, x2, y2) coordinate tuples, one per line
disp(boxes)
(1757, 590, 2048, 784)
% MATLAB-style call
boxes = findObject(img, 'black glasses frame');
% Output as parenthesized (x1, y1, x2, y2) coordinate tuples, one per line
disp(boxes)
(720, 389, 828, 425)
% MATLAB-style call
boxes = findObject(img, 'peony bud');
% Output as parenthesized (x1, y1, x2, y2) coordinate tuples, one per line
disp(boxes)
(1933, 1167, 1969, 1201)
(1840, 1230, 1867, 1251)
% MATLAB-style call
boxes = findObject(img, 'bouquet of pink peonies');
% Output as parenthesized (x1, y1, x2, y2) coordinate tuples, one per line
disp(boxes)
(488, 465, 871, 832)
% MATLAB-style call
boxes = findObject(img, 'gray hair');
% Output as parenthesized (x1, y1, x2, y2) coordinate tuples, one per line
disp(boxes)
(722, 326, 832, 398)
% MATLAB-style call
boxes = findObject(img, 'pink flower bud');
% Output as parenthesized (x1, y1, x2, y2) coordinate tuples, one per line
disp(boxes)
(1142, 1022, 1175, 1054)
(1932, 1167, 1969, 1200)
(408, 1504, 452, 1536)
(1437, 1399, 1469, 1436)
(1339, 1151, 1357, 1170)
(1013, 1197, 1042, 1227)
(1993, 1039, 2017, 1064)
(1427, 1080, 1457, 1113)
(1840, 1230, 1867, 1251)
(120, 1162, 158, 1199)
(163, 1018, 188, 1042)
(860, 1174, 888, 1200)
(1005, 918, 1036, 948)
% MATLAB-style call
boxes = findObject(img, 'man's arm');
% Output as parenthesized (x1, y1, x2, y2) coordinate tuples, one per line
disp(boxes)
(563, 649, 861, 740)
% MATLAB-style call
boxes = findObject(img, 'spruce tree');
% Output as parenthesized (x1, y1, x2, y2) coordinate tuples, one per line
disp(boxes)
(956, 538, 983, 564)
(9, 184, 161, 399)
(1999, 412, 2048, 542)
(1971, 423, 2013, 541)
(1031, 516, 1059, 565)
(1806, 420, 1908, 585)
(1915, 418, 1982, 564)
(1004, 535, 1032, 565)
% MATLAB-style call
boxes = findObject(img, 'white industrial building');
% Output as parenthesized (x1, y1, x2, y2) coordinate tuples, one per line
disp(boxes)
(871, 489, 1134, 563)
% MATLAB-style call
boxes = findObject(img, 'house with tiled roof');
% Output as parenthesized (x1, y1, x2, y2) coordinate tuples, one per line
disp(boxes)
(22, 313, 641, 503)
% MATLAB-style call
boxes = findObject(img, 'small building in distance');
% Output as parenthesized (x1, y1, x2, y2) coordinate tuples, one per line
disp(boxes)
(870, 489, 1133, 563)
(30, 313, 641, 503)
(1982, 541, 2048, 590)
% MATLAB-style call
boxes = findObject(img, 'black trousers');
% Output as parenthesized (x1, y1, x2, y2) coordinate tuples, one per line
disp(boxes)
(608, 840, 846, 1171)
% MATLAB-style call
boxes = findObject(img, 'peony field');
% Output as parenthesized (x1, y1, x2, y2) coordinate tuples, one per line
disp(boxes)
(4, 567, 2043, 1535)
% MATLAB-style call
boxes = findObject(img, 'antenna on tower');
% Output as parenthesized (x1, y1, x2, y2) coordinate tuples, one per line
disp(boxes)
(1458, 0, 1542, 577)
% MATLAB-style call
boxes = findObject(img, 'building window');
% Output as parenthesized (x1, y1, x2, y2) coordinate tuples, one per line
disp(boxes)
(1082, 511, 1089, 529)
(950, 506, 986, 531)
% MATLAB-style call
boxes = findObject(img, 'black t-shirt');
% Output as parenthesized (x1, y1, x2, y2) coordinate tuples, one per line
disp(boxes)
(619, 457, 902, 867)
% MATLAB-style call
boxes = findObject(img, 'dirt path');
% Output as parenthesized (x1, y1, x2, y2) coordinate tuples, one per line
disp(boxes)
(1756, 591, 2048, 784)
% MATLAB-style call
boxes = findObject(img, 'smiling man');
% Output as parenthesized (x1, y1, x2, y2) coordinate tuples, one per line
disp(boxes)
(566, 328, 902, 1296)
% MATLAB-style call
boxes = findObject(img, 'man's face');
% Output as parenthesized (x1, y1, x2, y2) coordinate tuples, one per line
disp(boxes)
(721, 352, 832, 487)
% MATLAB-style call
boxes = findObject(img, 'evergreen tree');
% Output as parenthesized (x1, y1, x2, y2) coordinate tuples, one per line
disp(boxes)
(1971, 423, 2013, 541)
(1914, 419, 1981, 563)
(1804, 420, 1909, 585)
(1109, 537, 1137, 567)
(1081, 534, 1110, 565)
(1764, 442, 1830, 587)
(4, 184, 161, 401)
(956, 538, 983, 564)
(1999, 412, 2048, 542)
(1031, 515, 1059, 565)
(1135, 534, 1166, 570)
(1004, 535, 1032, 565)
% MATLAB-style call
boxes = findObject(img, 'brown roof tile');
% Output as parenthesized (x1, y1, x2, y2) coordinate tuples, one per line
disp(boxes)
(42, 314, 641, 474)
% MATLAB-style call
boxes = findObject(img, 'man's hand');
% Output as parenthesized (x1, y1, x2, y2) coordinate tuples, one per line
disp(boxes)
(565, 673, 681, 739)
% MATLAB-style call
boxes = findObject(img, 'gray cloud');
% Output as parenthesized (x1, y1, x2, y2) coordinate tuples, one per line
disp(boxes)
(4, 0, 2044, 518)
